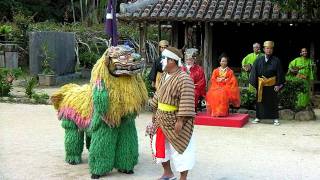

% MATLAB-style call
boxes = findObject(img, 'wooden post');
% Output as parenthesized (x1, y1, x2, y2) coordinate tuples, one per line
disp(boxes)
(171, 23, 179, 47)
(203, 23, 213, 83)
(139, 23, 148, 60)
(310, 41, 315, 59)
(310, 41, 316, 94)
(158, 22, 161, 54)
(184, 24, 189, 47)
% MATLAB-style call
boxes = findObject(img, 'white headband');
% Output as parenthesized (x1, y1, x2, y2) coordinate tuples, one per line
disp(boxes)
(161, 49, 182, 67)
(162, 49, 181, 61)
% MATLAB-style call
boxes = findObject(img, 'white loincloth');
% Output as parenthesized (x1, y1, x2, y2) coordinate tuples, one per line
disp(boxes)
(152, 133, 195, 172)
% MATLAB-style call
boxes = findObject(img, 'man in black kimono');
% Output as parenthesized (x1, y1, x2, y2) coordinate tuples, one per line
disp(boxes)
(149, 40, 169, 90)
(249, 41, 285, 126)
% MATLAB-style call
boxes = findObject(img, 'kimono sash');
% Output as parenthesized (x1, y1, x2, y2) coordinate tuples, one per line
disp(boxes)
(258, 76, 276, 102)
(158, 103, 178, 112)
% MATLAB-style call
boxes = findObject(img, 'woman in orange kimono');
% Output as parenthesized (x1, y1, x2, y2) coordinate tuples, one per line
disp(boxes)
(206, 55, 240, 117)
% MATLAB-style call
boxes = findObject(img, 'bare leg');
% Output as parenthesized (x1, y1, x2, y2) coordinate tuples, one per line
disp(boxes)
(180, 170, 188, 180)
(161, 161, 174, 178)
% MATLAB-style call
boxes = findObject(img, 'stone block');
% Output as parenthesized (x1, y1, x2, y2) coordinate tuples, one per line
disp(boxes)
(279, 109, 295, 120)
(295, 110, 316, 121)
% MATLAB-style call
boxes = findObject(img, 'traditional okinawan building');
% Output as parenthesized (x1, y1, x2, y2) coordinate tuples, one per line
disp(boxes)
(119, 0, 320, 86)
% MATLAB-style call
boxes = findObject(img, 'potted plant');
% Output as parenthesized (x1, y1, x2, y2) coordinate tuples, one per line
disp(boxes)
(38, 42, 56, 86)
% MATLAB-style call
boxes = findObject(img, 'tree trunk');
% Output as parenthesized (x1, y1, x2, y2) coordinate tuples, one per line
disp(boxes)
(80, 0, 84, 23)
(71, 0, 76, 23)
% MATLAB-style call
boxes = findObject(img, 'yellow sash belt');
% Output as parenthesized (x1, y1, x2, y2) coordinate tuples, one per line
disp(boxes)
(258, 76, 276, 102)
(158, 103, 177, 112)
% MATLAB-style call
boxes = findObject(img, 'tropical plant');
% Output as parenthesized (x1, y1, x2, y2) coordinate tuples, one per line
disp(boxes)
(40, 42, 55, 75)
(25, 77, 38, 98)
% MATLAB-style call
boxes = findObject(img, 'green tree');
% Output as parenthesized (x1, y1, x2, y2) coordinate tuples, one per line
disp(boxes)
(274, 0, 320, 18)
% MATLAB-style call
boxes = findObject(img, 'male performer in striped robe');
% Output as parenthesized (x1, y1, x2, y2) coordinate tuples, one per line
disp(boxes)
(149, 47, 196, 180)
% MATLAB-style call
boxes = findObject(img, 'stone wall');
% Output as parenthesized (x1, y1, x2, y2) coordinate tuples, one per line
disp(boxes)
(0, 44, 18, 69)
(29, 31, 76, 75)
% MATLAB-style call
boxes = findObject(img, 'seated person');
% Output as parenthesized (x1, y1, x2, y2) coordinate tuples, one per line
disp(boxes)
(181, 48, 206, 111)
(206, 54, 240, 117)
(287, 48, 315, 108)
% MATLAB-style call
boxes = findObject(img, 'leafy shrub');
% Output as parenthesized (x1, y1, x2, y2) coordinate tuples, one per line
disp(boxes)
(0, 25, 12, 36)
(32, 93, 49, 104)
(0, 68, 22, 96)
(142, 68, 154, 97)
(25, 77, 37, 98)
(238, 71, 249, 87)
(240, 88, 256, 109)
(79, 51, 100, 69)
(279, 76, 308, 110)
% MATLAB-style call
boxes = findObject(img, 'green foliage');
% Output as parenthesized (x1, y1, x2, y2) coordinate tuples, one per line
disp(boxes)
(240, 88, 256, 109)
(0, 68, 22, 96)
(13, 12, 33, 32)
(272, 0, 320, 18)
(0, 25, 12, 34)
(79, 51, 100, 69)
(238, 72, 249, 87)
(142, 68, 154, 97)
(32, 92, 49, 104)
(279, 76, 308, 111)
(0, 0, 70, 22)
(25, 77, 38, 98)
(40, 42, 55, 75)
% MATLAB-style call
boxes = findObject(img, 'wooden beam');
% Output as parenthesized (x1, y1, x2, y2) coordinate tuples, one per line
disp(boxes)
(203, 22, 213, 83)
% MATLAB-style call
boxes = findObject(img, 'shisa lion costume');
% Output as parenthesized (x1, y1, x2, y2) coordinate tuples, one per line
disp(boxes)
(51, 45, 148, 179)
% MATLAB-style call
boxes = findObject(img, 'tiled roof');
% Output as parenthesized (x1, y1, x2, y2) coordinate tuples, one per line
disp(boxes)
(119, 0, 319, 23)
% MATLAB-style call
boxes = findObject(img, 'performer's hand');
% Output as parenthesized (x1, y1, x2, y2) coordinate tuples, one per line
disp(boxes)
(175, 118, 184, 134)
(274, 85, 281, 92)
(151, 81, 155, 88)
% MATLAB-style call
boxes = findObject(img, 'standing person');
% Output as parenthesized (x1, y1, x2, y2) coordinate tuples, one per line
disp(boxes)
(206, 54, 240, 117)
(241, 43, 264, 91)
(242, 43, 263, 72)
(181, 48, 206, 111)
(249, 41, 285, 126)
(287, 48, 316, 108)
(149, 40, 169, 90)
(149, 47, 196, 180)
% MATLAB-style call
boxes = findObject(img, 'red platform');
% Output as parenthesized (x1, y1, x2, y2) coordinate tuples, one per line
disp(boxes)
(195, 112, 249, 128)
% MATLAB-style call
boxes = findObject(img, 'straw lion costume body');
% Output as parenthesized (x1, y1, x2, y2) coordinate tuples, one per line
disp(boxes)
(51, 45, 148, 179)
